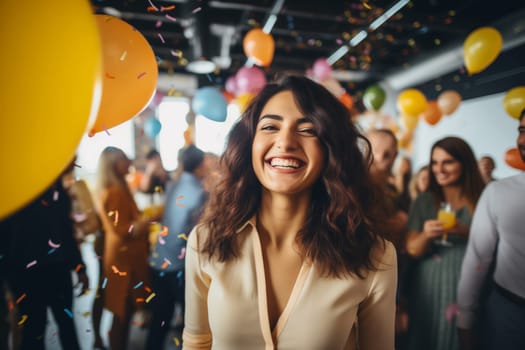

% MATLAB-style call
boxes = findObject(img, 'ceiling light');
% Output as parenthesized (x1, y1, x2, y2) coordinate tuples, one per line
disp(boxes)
(186, 59, 217, 74)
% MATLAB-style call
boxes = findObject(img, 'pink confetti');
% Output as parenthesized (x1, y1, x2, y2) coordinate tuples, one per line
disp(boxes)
(192, 7, 202, 14)
(445, 303, 458, 323)
(165, 14, 177, 22)
(128, 224, 134, 233)
(157, 33, 165, 43)
(26, 260, 37, 269)
(158, 235, 166, 245)
(155, 20, 162, 28)
(48, 239, 61, 249)
(73, 213, 87, 222)
(53, 190, 59, 201)
(178, 247, 186, 260)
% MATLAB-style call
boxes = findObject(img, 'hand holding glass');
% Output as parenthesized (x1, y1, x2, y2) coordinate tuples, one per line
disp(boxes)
(436, 202, 455, 246)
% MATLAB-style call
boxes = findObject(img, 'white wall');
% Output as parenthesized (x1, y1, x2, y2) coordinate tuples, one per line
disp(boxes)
(408, 92, 521, 179)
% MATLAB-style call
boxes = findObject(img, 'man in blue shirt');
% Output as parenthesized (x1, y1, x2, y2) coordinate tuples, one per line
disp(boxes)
(146, 145, 210, 349)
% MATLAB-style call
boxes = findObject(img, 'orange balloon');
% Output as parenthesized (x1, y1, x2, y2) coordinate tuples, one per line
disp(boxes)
(504, 148, 525, 171)
(420, 101, 443, 125)
(222, 90, 235, 103)
(397, 89, 428, 116)
(339, 92, 354, 110)
(437, 90, 462, 116)
(89, 15, 158, 136)
(243, 28, 275, 67)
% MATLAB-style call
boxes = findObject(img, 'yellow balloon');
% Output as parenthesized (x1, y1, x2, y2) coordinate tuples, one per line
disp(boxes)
(0, 0, 102, 219)
(235, 93, 255, 113)
(397, 89, 428, 117)
(503, 86, 525, 119)
(400, 113, 420, 132)
(463, 27, 503, 75)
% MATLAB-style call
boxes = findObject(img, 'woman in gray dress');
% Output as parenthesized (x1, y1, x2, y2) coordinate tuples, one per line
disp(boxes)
(405, 137, 485, 350)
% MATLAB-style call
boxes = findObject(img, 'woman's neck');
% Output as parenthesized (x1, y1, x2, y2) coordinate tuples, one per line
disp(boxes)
(257, 191, 310, 249)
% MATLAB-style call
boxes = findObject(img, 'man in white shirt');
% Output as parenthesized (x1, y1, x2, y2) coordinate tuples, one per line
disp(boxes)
(456, 109, 525, 350)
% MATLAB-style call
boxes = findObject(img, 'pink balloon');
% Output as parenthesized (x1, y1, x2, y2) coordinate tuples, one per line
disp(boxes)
(312, 58, 332, 81)
(225, 76, 238, 95)
(235, 67, 267, 95)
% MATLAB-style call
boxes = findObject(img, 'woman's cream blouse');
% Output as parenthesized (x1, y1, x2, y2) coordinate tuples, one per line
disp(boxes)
(183, 219, 397, 350)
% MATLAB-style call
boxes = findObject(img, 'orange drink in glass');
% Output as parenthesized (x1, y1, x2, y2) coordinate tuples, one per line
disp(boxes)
(436, 202, 455, 246)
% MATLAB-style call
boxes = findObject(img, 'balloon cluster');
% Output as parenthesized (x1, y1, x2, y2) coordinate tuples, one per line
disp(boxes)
(224, 66, 268, 112)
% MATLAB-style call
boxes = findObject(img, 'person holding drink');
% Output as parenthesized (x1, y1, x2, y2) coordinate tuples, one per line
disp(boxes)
(404, 137, 484, 350)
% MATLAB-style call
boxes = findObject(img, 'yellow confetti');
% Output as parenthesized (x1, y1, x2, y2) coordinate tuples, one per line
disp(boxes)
(18, 314, 28, 326)
(145, 292, 156, 303)
(177, 233, 188, 240)
(173, 337, 180, 346)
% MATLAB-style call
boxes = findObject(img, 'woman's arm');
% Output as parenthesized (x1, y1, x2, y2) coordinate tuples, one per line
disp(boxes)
(183, 226, 212, 350)
(358, 241, 397, 349)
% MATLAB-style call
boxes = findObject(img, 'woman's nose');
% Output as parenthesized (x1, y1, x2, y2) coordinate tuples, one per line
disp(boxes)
(276, 129, 297, 150)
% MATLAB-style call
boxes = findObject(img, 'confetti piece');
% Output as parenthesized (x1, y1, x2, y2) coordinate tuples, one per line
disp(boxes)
(160, 226, 169, 237)
(146, 293, 156, 303)
(161, 5, 175, 11)
(137, 72, 146, 79)
(165, 14, 177, 22)
(73, 213, 87, 222)
(177, 233, 188, 241)
(53, 190, 59, 201)
(161, 258, 171, 269)
(103, 125, 111, 136)
(82, 311, 91, 318)
(26, 260, 37, 269)
(105, 72, 116, 79)
(155, 20, 162, 28)
(158, 236, 166, 245)
(113, 211, 119, 226)
(145, 286, 152, 293)
(161, 320, 165, 327)
(128, 224, 134, 233)
(16, 293, 26, 304)
(118, 271, 128, 276)
(178, 248, 186, 260)
(48, 239, 61, 249)
(157, 33, 165, 43)
(74, 264, 84, 273)
(133, 281, 144, 289)
(101, 277, 108, 289)
(41, 200, 49, 206)
(18, 315, 28, 326)
(48, 248, 56, 255)
(147, 0, 159, 11)
(445, 303, 458, 323)
(64, 308, 73, 318)
(192, 7, 202, 13)
(136, 298, 145, 303)
(174, 337, 180, 346)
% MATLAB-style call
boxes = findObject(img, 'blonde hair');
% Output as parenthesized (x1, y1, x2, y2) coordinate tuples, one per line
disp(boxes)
(96, 146, 130, 194)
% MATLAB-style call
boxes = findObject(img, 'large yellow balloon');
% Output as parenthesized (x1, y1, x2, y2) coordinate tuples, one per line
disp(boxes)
(463, 27, 503, 75)
(397, 89, 428, 117)
(0, 0, 102, 219)
(89, 15, 158, 136)
(503, 86, 525, 119)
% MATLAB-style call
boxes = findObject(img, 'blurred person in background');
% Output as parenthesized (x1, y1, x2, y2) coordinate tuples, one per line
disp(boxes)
(95, 146, 162, 350)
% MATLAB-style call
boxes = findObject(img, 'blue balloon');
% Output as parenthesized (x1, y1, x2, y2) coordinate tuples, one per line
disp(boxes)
(191, 87, 228, 122)
(144, 117, 162, 139)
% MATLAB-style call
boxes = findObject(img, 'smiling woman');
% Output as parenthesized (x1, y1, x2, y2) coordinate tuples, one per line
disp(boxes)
(182, 75, 397, 350)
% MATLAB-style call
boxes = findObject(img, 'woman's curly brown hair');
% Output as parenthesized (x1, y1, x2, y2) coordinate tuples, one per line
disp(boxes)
(199, 75, 389, 278)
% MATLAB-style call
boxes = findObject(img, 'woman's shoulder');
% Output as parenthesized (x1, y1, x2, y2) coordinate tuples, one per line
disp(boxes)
(371, 238, 397, 268)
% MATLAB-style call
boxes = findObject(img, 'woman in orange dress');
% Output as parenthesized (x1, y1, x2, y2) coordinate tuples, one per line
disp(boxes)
(95, 146, 161, 350)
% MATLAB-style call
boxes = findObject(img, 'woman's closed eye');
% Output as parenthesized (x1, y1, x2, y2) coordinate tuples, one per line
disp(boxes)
(298, 127, 317, 136)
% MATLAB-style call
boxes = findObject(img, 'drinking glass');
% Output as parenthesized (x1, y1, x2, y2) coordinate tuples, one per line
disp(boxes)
(436, 202, 455, 246)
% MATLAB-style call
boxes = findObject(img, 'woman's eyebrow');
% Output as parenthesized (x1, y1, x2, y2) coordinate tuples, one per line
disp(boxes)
(259, 114, 312, 124)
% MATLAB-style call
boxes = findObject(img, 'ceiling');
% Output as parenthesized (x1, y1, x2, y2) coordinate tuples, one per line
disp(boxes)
(91, 0, 525, 105)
